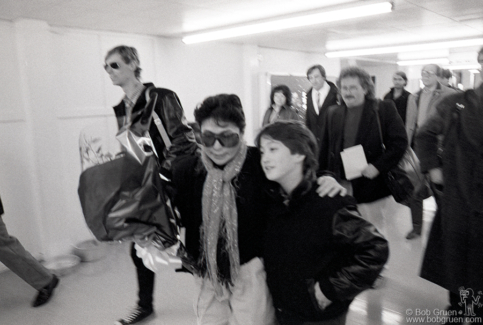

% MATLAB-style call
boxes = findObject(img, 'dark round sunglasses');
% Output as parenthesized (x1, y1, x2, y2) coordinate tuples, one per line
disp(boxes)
(104, 62, 120, 70)
(201, 131, 240, 148)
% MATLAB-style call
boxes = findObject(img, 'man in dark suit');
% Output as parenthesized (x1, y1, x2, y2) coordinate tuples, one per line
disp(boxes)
(305, 64, 339, 148)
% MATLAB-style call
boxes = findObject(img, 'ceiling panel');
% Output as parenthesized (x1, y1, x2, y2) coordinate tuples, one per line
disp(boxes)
(0, 0, 481, 62)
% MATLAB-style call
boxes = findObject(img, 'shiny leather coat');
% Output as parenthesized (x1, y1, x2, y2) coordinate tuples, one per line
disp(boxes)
(113, 83, 198, 174)
(263, 181, 389, 323)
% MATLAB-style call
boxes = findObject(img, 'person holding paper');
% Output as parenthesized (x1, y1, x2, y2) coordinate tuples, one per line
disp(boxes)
(319, 67, 407, 246)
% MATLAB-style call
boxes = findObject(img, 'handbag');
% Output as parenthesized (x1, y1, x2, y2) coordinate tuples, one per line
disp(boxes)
(374, 103, 414, 206)
(78, 154, 179, 248)
(78, 87, 179, 249)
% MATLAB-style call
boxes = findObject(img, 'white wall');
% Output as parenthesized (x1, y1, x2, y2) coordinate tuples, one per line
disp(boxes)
(0, 18, 343, 267)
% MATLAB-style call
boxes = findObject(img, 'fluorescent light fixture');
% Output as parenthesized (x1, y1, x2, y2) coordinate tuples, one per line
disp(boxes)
(326, 38, 483, 58)
(444, 64, 481, 70)
(182, 2, 392, 44)
(397, 58, 449, 66)
(397, 49, 449, 61)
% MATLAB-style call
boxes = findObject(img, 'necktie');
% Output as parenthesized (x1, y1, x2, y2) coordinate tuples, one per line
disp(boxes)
(315, 91, 320, 114)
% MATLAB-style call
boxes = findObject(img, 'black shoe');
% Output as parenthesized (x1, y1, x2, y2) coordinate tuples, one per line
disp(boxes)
(32, 275, 59, 307)
(406, 230, 421, 240)
(115, 306, 154, 325)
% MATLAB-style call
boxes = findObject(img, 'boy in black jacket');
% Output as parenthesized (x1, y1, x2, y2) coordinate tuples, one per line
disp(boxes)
(256, 121, 389, 325)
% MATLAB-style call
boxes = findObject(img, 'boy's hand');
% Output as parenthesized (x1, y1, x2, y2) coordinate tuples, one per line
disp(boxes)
(315, 282, 332, 310)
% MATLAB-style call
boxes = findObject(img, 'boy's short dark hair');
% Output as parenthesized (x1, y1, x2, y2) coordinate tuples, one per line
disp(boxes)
(194, 94, 246, 133)
(255, 120, 318, 181)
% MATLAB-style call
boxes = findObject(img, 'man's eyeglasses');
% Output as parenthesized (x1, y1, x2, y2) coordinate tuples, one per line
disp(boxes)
(104, 62, 120, 70)
(421, 70, 436, 77)
(201, 131, 240, 148)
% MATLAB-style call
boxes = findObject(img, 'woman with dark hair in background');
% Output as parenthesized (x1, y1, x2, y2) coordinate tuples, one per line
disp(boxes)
(384, 71, 411, 124)
(262, 84, 300, 126)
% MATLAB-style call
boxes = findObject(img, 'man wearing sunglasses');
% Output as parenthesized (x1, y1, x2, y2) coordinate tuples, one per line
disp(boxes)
(104, 45, 198, 325)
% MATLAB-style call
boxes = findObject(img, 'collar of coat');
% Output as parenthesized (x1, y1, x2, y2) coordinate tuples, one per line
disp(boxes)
(414, 82, 443, 100)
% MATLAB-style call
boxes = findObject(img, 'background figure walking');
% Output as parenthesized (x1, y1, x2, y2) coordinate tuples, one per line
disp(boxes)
(0, 196, 59, 307)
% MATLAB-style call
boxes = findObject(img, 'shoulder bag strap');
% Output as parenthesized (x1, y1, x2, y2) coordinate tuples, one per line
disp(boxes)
(145, 87, 172, 150)
(373, 100, 386, 152)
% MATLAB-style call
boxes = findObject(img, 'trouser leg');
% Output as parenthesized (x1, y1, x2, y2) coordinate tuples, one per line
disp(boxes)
(357, 197, 388, 237)
(0, 216, 53, 290)
(408, 197, 423, 233)
(130, 243, 155, 310)
(229, 257, 276, 325)
(302, 311, 348, 325)
(194, 257, 276, 325)
(194, 276, 231, 325)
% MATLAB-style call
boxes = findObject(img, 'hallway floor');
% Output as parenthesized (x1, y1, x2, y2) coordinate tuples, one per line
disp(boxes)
(0, 198, 448, 325)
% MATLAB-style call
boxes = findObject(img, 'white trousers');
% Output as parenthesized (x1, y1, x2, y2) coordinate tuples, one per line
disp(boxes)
(194, 257, 276, 325)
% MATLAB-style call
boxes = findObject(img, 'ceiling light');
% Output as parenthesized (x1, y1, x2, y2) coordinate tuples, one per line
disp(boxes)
(397, 50, 449, 61)
(182, 2, 393, 44)
(469, 69, 480, 74)
(444, 64, 481, 70)
(326, 38, 483, 58)
(397, 58, 449, 66)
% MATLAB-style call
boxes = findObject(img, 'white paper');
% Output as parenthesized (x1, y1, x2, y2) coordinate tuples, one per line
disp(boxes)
(340, 145, 368, 180)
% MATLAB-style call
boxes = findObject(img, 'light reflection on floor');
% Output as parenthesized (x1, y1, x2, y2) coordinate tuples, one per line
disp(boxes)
(0, 197, 448, 325)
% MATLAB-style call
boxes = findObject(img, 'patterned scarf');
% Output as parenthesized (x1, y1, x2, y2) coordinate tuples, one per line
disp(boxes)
(200, 141, 248, 297)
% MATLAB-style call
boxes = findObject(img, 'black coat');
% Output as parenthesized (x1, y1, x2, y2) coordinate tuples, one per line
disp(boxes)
(263, 181, 388, 324)
(305, 81, 339, 146)
(416, 86, 483, 293)
(319, 98, 408, 203)
(383, 88, 411, 124)
(171, 147, 269, 271)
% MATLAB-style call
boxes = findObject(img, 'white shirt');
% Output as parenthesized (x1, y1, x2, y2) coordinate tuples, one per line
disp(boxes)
(311, 81, 330, 114)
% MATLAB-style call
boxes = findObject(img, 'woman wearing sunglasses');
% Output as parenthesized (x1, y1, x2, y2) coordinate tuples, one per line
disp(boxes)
(170, 94, 346, 325)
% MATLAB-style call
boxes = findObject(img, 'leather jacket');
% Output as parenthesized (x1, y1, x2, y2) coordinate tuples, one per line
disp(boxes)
(263, 181, 389, 323)
(113, 83, 198, 175)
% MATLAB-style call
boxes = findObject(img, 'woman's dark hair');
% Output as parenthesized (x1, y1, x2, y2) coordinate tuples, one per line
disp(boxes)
(105, 45, 142, 79)
(194, 94, 246, 133)
(255, 120, 318, 182)
(442, 69, 453, 79)
(337, 66, 375, 100)
(270, 84, 292, 107)
(394, 71, 408, 85)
